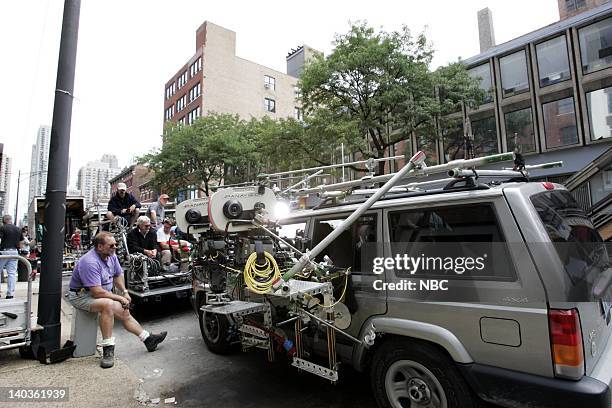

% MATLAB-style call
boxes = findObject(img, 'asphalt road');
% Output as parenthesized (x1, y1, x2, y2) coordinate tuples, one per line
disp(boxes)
(114, 296, 377, 408)
(61, 276, 497, 408)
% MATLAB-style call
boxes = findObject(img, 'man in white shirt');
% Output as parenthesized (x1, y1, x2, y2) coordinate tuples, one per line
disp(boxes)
(156, 218, 179, 265)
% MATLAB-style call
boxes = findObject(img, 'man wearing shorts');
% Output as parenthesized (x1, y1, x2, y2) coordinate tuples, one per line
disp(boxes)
(66, 231, 167, 368)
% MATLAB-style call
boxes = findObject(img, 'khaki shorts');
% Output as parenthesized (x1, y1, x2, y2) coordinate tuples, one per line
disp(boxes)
(65, 290, 97, 312)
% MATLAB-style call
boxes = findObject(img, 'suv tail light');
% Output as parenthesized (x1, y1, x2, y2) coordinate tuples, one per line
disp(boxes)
(548, 309, 584, 380)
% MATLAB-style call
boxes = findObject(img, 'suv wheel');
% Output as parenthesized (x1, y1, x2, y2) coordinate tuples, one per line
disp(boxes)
(198, 298, 233, 354)
(371, 339, 477, 408)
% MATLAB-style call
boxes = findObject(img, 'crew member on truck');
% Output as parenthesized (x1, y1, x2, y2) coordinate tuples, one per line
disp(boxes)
(107, 183, 141, 228)
(126, 216, 157, 259)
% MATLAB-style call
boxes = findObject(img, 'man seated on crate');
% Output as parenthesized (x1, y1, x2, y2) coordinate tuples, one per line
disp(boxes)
(156, 218, 179, 266)
(66, 231, 167, 368)
(106, 183, 141, 228)
(126, 216, 157, 260)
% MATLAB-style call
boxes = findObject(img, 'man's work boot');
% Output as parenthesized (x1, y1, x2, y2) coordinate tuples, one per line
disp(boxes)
(144, 331, 167, 352)
(100, 345, 115, 368)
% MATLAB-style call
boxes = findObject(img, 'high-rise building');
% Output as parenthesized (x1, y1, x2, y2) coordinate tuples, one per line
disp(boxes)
(558, 0, 610, 20)
(100, 153, 119, 169)
(27, 125, 71, 206)
(77, 155, 121, 207)
(0, 145, 11, 217)
(28, 125, 51, 207)
(163, 21, 318, 126)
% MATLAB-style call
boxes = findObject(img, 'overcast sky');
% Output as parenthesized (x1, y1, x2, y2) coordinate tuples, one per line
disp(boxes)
(0, 0, 559, 219)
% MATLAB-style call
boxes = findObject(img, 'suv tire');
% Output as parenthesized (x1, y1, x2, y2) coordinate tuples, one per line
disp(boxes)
(198, 298, 233, 354)
(371, 339, 477, 408)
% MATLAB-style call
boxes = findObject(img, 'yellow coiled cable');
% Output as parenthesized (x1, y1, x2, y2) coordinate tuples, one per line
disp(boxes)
(243, 251, 280, 294)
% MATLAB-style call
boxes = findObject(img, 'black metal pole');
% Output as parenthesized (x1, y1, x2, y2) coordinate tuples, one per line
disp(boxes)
(37, 0, 80, 356)
(14, 169, 20, 222)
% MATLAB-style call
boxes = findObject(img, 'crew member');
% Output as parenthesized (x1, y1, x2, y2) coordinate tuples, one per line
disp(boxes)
(107, 183, 141, 228)
(126, 216, 157, 259)
(66, 231, 167, 368)
(0, 215, 24, 299)
(156, 218, 179, 265)
(146, 194, 170, 229)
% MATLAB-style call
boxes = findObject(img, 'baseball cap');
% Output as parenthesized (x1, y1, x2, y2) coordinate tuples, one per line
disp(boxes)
(159, 194, 170, 200)
(117, 182, 127, 191)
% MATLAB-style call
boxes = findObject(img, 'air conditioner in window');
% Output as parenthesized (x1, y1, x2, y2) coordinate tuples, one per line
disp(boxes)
(264, 83, 271, 89)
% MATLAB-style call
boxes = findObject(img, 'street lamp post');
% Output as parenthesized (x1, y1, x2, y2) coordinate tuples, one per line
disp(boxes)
(37, 0, 81, 361)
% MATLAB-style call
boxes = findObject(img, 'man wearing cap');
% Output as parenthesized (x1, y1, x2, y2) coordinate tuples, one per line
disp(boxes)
(146, 194, 170, 229)
(107, 183, 141, 228)
(66, 231, 167, 368)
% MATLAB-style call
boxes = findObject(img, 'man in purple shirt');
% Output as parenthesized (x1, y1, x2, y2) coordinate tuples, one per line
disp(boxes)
(66, 231, 167, 368)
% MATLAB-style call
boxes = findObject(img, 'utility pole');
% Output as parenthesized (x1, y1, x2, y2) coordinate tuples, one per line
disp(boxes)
(37, 0, 81, 359)
(13, 169, 20, 221)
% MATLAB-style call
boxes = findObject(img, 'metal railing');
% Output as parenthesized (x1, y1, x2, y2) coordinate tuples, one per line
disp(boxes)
(0, 254, 33, 350)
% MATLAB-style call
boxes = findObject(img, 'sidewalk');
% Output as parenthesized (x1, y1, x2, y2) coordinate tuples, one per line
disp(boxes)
(0, 280, 145, 407)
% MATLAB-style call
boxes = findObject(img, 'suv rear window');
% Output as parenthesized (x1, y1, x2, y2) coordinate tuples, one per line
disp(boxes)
(388, 204, 516, 280)
(531, 190, 609, 294)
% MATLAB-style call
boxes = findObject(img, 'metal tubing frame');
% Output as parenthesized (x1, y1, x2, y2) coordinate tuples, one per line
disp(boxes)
(0, 255, 33, 342)
(259, 155, 405, 179)
(294, 152, 515, 196)
(283, 151, 429, 281)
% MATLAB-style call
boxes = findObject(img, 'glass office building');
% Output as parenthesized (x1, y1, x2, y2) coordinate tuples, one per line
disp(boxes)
(412, 3, 612, 209)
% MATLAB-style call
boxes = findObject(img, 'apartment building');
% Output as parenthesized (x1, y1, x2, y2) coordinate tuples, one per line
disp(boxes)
(163, 21, 317, 126)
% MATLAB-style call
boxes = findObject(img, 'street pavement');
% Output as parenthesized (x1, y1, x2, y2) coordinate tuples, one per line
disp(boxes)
(0, 275, 496, 407)
(106, 292, 378, 407)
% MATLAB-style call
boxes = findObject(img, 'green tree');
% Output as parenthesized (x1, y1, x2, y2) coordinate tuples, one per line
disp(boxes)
(299, 22, 483, 173)
(139, 113, 255, 196)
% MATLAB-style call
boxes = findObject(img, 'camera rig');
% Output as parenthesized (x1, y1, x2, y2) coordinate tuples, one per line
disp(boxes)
(182, 151, 563, 382)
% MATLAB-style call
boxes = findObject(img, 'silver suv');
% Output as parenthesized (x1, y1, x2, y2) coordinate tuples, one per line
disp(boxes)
(192, 180, 612, 408)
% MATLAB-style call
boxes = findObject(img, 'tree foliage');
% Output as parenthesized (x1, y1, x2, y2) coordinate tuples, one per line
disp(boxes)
(139, 113, 256, 196)
(141, 22, 486, 194)
(299, 22, 484, 173)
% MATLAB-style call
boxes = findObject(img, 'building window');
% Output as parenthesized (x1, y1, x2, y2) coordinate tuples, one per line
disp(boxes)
(566, 0, 586, 12)
(176, 95, 187, 112)
(190, 57, 202, 77)
(500, 50, 529, 97)
(441, 117, 464, 161)
(589, 167, 612, 205)
(178, 116, 186, 126)
(536, 36, 571, 87)
(579, 18, 612, 74)
(505, 107, 536, 153)
(543, 97, 579, 148)
(468, 63, 493, 104)
(187, 106, 201, 125)
(264, 75, 275, 90)
(294, 107, 303, 120)
(189, 83, 201, 102)
(586, 86, 612, 141)
(264, 98, 276, 113)
(471, 116, 498, 157)
(164, 105, 175, 121)
(165, 82, 176, 100)
(178, 71, 188, 88)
